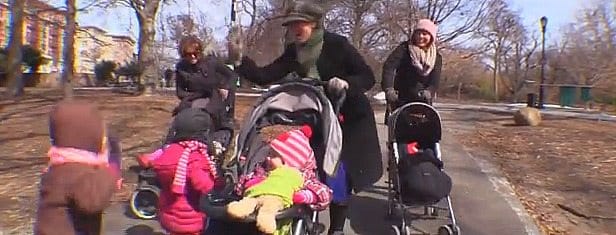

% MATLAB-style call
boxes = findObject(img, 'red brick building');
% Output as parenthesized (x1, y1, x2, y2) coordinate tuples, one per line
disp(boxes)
(1, 0, 66, 73)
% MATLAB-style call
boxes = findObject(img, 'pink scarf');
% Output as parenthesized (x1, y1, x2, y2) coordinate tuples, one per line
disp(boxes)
(47, 146, 109, 168)
(171, 141, 217, 195)
(46, 146, 123, 190)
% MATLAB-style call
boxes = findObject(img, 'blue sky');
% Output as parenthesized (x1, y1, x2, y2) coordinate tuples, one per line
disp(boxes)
(508, 0, 583, 41)
(50, 0, 583, 43)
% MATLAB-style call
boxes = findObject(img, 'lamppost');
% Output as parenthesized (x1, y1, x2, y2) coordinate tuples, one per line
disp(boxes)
(538, 16, 548, 109)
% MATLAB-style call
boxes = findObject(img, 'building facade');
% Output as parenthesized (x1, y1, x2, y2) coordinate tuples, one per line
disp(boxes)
(75, 26, 136, 74)
(1, 0, 66, 73)
(0, 0, 135, 77)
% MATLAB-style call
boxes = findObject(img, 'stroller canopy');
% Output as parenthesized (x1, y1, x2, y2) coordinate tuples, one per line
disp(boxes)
(388, 102, 442, 144)
(236, 82, 343, 177)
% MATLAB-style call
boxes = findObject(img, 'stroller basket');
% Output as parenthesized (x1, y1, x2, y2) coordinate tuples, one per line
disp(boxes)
(201, 191, 311, 222)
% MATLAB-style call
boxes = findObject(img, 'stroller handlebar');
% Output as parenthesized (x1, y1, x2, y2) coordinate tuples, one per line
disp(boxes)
(271, 73, 347, 115)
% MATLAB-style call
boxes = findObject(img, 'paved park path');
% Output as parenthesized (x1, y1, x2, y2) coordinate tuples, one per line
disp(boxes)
(103, 105, 541, 235)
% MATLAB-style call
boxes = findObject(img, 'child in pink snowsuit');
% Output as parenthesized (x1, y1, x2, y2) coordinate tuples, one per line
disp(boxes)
(150, 108, 218, 235)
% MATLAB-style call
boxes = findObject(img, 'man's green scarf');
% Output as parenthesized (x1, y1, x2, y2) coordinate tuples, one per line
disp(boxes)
(285, 27, 324, 79)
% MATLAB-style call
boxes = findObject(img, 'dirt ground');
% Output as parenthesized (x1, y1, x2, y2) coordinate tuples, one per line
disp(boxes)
(451, 110, 616, 235)
(0, 90, 257, 233)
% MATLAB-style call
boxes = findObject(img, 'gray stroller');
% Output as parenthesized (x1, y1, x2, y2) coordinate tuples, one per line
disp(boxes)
(201, 77, 345, 235)
(386, 102, 460, 235)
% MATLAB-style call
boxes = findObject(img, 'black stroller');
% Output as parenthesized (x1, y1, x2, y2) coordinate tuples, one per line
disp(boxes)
(129, 168, 160, 219)
(386, 102, 460, 235)
(129, 97, 234, 220)
(201, 78, 345, 235)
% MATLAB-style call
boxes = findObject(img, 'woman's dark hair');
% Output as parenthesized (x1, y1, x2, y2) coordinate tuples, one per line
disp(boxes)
(178, 35, 203, 56)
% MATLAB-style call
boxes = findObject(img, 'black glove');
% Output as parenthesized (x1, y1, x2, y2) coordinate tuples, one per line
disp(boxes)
(385, 88, 398, 102)
(327, 77, 349, 95)
(418, 90, 432, 101)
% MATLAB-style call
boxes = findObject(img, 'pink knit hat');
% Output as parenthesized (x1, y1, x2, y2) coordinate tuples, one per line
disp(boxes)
(270, 125, 314, 169)
(415, 19, 438, 42)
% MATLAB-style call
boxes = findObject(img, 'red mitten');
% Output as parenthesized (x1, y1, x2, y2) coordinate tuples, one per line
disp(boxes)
(293, 190, 317, 204)
(406, 142, 419, 155)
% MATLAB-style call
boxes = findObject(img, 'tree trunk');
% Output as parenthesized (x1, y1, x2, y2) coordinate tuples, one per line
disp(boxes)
(492, 48, 500, 101)
(5, 0, 26, 99)
(457, 82, 462, 101)
(250, 0, 257, 28)
(137, 16, 158, 95)
(61, 0, 76, 99)
(350, 10, 364, 51)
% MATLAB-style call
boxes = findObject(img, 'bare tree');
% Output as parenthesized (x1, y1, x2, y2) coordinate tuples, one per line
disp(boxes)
(165, 13, 217, 53)
(326, 0, 384, 52)
(439, 47, 491, 99)
(365, 0, 490, 49)
(559, 0, 616, 86)
(61, 0, 77, 99)
(424, 0, 490, 45)
(500, 30, 539, 101)
(4, 0, 26, 99)
(475, 0, 521, 100)
(106, 0, 174, 95)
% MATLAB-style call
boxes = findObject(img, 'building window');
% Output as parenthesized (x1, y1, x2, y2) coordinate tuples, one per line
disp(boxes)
(0, 21, 4, 46)
(2, 7, 8, 47)
(49, 25, 59, 63)
(26, 23, 36, 45)
(40, 25, 47, 53)
(0, 6, 4, 33)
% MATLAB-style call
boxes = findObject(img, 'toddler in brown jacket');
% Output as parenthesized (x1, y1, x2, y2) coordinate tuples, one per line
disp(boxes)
(34, 100, 119, 235)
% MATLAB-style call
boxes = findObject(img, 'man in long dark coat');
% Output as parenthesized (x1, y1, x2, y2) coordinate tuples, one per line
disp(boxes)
(227, 2, 383, 234)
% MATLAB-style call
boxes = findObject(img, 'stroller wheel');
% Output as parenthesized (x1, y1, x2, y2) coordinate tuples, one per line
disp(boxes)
(454, 225, 461, 235)
(423, 206, 434, 216)
(426, 206, 438, 216)
(389, 225, 401, 235)
(129, 186, 160, 220)
(438, 224, 461, 235)
(386, 201, 394, 219)
(403, 226, 412, 235)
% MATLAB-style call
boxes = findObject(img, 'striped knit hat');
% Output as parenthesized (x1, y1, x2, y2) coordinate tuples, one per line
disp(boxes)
(270, 125, 314, 169)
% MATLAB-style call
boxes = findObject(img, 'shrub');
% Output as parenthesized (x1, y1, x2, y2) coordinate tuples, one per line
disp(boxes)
(94, 60, 117, 85)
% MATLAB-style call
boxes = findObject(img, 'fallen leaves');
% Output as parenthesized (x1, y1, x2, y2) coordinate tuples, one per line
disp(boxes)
(0, 90, 259, 232)
(455, 110, 616, 235)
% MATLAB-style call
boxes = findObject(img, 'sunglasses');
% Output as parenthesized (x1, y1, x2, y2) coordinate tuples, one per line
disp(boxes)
(182, 52, 200, 58)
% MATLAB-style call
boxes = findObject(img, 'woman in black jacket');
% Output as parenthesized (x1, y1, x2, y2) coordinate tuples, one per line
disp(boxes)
(172, 35, 238, 151)
(381, 19, 442, 109)
(174, 36, 237, 115)
(227, 2, 382, 234)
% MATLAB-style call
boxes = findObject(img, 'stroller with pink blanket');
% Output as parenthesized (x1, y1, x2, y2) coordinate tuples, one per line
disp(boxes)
(201, 77, 345, 235)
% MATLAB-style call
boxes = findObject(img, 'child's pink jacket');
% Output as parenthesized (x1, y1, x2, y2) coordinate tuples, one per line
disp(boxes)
(151, 143, 215, 234)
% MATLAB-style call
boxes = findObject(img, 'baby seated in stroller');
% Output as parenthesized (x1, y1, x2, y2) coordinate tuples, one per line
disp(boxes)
(226, 125, 332, 234)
